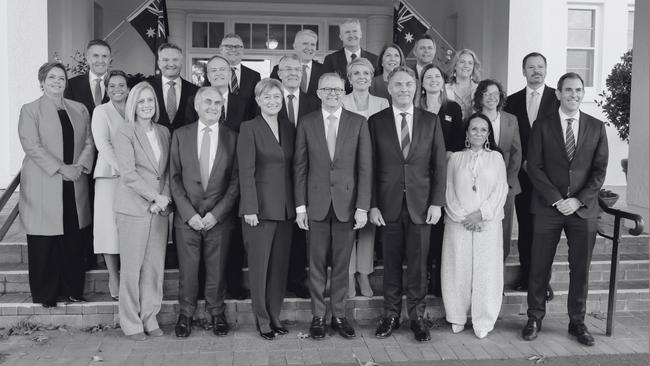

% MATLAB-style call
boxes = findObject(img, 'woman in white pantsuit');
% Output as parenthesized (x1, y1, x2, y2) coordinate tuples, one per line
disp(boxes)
(113, 82, 171, 341)
(441, 113, 508, 339)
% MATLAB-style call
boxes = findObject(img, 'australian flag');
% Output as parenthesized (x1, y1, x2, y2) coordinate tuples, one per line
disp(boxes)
(393, 0, 430, 57)
(128, 0, 169, 54)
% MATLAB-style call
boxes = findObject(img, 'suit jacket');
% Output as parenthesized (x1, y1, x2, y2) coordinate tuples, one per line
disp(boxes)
(323, 48, 379, 94)
(91, 102, 124, 178)
(65, 73, 109, 117)
(18, 96, 95, 235)
(113, 122, 171, 217)
(434, 101, 464, 152)
(270, 60, 327, 97)
(170, 121, 239, 227)
(293, 109, 372, 222)
(148, 75, 199, 131)
(527, 110, 608, 219)
(503, 85, 559, 161)
(185, 90, 257, 133)
(368, 107, 447, 224)
(341, 93, 389, 119)
(238, 116, 295, 220)
(278, 91, 321, 127)
(496, 111, 522, 195)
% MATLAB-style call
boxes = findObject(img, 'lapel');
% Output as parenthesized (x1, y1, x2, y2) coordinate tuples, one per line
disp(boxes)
(575, 112, 589, 154)
(499, 113, 511, 148)
(549, 112, 569, 161)
(405, 108, 421, 161)
(308, 62, 322, 93)
(156, 126, 169, 174)
(385, 110, 404, 159)
(540, 85, 557, 115)
(186, 123, 201, 179)
(134, 125, 160, 174)
(333, 110, 352, 161)
(258, 115, 282, 147)
(279, 118, 293, 157)
(314, 112, 331, 160)
(80, 76, 94, 108)
(208, 124, 227, 184)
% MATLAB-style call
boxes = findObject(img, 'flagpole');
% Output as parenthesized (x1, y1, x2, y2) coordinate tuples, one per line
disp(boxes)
(103, 0, 153, 41)
(399, 0, 432, 29)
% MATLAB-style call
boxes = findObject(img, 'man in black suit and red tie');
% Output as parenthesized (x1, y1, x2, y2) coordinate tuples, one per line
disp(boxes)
(271, 30, 326, 98)
(521, 72, 608, 347)
(323, 18, 378, 94)
(220, 33, 260, 130)
(503, 52, 559, 298)
(65, 39, 111, 117)
(369, 66, 446, 342)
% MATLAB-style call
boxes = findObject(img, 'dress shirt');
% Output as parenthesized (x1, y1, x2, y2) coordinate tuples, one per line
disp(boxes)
(222, 92, 229, 116)
(301, 60, 313, 85)
(392, 105, 414, 144)
(490, 112, 501, 145)
(197, 120, 219, 171)
(344, 48, 361, 64)
(284, 87, 300, 124)
(162, 76, 182, 111)
(526, 84, 545, 125)
(416, 64, 425, 78)
(88, 71, 106, 101)
(232, 64, 241, 85)
(558, 108, 580, 145)
(145, 129, 161, 164)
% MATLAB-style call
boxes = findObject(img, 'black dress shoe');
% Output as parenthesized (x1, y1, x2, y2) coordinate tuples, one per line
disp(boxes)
(175, 314, 192, 338)
(514, 282, 528, 292)
(410, 317, 431, 342)
(331, 317, 356, 338)
(522, 318, 542, 341)
(271, 323, 289, 335)
(309, 316, 326, 339)
(42, 302, 57, 308)
(375, 316, 400, 338)
(212, 314, 230, 336)
(228, 286, 250, 300)
(66, 296, 87, 303)
(545, 285, 554, 301)
(568, 322, 595, 346)
(288, 283, 310, 299)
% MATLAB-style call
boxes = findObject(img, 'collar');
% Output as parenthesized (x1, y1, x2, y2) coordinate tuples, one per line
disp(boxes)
(162, 75, 181, 86)
(198, 119, 218, 132)
(283, 87, 300, 99)
(526, 84, 545, 95)
(558, 108, 580, 122)
(344, 48, 360, 59)
(322, 107, 343, 121)
(89, 71, 105, 82)
(392, 105, 415, 119)
(301, 60, 313, 69)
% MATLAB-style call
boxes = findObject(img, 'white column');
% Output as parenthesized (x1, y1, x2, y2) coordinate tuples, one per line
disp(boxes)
(48, 0, 93, 62)
(167, 9, 186, 49)
(0, 0, 49, 187)
(366, 15, 392, 55)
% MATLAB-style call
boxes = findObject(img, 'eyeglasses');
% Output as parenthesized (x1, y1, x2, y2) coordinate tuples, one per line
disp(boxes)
(482, 92, 500, 99)
(222, 44, 244, 50)
(319, 87, 345, 94)
(279, 67, 302, 73)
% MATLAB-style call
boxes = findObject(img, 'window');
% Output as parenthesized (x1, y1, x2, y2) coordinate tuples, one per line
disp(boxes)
(191, 22, 225, 48)
(328, 25, 342, 51)
(234, 23, 319, 50)
(627, 10, 634, 50)
(567, 9, 595, 87)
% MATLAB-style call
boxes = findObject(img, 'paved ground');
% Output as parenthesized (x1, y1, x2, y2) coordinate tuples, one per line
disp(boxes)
(0, 312, 646, 365)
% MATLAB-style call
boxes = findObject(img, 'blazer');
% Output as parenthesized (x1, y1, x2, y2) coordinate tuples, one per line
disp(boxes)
(64, 73, 109, 117)
(368, 107, 447, 224)
(170, 121, 239, 227)
(238, 116, 295, 220)
(432, 101, 464, 152)
(323, 48, 379, 94)
(496, 111, 522, 195)
(503, 85, 559, 161)
(91, 102, 124, 178)
(341, 93, 389, 119)
(527, 110, 608, 219)
(293, 109, 372, 222)
(18, 96, 95, 235)
(270, 60, 327, 97)
(113, 122, 171, 217)
(148, 75, 199, 131)
(368, 75, 390, 101)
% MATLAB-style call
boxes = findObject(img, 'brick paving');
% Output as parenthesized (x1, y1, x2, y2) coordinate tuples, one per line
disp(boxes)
(0, 312, 646, 365)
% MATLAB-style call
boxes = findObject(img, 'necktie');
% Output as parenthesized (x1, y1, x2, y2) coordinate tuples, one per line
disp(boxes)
(199, 126, 212, 190)
(219, 107, 225, 124)
(300, 64, 309, 93)
(94, 78, 103, 107)
(400, 112, 410, 158)
(287, 94, 296, 125)
(565, 118, 576, 161)
(350, 53, 357, 61)
(326, 115, 337, 161)
(166, 80, 177, 122)
(527, 90, 540, 125)
(231, 67, 239, 95)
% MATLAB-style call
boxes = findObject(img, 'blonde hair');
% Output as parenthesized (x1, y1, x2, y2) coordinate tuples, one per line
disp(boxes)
(124, 81, 159, 125)
(449, 48, 482, 83)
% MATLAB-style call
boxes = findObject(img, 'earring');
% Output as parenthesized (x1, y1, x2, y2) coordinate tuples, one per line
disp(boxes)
(465, 136, 470, 148)
(484, 139, 490, 150)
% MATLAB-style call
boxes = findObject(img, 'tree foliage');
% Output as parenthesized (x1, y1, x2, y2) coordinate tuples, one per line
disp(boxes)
(596, 50, 632, 143)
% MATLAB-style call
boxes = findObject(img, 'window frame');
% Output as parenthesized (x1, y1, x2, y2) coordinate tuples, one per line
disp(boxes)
(566, 6, 598, 90)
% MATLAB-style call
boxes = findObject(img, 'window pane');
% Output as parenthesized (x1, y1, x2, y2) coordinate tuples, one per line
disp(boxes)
(269, 24, 285, 49)
(286, 24, 301, 47)
(190, 58, 208, 87)
(208, 22, 225, 49)
(568, 29, 593, 47)
(628, 11, 634, 50)
(192, 22, 208, 48)
(328, 25, 342, 51)
(252, 23, 267, 49)
(235, 23, 251, 49)
(304, 24, 319, 49)
(568, 9, 593, 29)
(567, 49, 593, 86)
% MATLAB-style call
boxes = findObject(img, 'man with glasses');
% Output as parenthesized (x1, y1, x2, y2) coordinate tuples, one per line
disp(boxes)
(271, 29, 326, 97)
(294, 73, 372, 340)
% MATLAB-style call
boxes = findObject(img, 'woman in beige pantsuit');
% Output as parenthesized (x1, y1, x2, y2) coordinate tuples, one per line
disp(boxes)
(113, 81, 171, 341)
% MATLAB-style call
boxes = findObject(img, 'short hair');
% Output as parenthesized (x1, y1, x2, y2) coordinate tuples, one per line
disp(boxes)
(414, 34, 436, 49)
(125, 81, 159, 125)
(522, 52, 547, 69)
(278, 53, 301, 67)
(557, 72, 585, 90)
(294, 29, 318, 42)
(376, 43, 406, 76)
(418, 64, 449, 110)
(157, 42, 183, 55)
(254, 78, 284, 98)
(449, 48, 481, 83)
(194, 86, 222, 106)
(473, 79, 507, 112)
(221, 33, 243, 44)
(387, 65, 416, 83)
(346, 57, 375, 79)
(86, 39, 112, 53)
(339, 18, 361, 30)
(37, 62, 68, 85)
(104, 69, 128, 88)
(206, 54, 231, 68)
(464, 112, 503, 156)
(318, 72, 344, 87)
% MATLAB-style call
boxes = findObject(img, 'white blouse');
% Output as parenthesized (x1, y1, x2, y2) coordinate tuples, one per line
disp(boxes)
(146, 129, 161, 164)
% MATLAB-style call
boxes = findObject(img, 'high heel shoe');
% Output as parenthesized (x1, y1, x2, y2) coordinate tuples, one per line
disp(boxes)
(271, 323, 289, 335)
(256, 323, 275, 340)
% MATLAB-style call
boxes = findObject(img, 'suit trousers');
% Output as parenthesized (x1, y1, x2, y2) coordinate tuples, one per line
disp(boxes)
(288, 224, 308, 286)
(117, 213, 168, 335)
(225, 220, 246, 292)
(427, 211, 446, 294)
(380, 201, 431, 320)
(176, 220, 233, 318)
(243, 219, 292, 333)
(308, 206, 355, 318)
(502, 192, 516, 259)
(527, 213, 597, 324)
(514, 172, 534, 282)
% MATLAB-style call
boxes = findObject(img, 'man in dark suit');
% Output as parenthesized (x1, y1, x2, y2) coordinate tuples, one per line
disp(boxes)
(170, 86, 239, 338)
(220, 33, 260, 128)
(410, 35, 436, 81)
(369, 66, 446, 342)
(323, 18, 378, 94)
(270, 30, 326, 98)
(294, 73, 372, 340)
(503, 52, 559, 298)
(149, 43, 199, 132)
(521, 72, 608, 347)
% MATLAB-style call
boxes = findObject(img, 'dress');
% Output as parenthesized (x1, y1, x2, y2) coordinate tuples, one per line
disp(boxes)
(441, 149, 508, 333)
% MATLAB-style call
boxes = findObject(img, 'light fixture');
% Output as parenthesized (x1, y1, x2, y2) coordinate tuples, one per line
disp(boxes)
(266, 38, 278, 50)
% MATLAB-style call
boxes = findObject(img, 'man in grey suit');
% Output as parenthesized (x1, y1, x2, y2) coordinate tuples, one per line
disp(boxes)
(170, 86, 239, 338)
(294, 73, 372, 340)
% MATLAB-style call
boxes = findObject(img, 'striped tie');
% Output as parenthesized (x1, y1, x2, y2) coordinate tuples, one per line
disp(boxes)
(400, 112, 410, 158)
(565, 118, 576, 161)
(230, 67, 239, 95)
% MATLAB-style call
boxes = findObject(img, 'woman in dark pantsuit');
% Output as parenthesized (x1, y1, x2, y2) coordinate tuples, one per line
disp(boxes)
(238, 78, 295, 340)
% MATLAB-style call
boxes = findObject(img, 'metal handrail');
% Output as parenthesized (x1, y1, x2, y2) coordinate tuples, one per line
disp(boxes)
(596, 196, 645, 336)
(0, 172, 20, 241)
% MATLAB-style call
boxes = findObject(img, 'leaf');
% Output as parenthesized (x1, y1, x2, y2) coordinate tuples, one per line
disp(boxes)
(31, 334, 49, 343)
(296, 332, 309, 339)
(352, 353, 380, 366)
(92, 355, 104, 362)
(527, 354, 546, 364)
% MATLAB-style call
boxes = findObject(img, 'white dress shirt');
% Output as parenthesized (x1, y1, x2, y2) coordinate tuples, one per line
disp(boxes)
(284, 87, 300, 124)
(197, 120, 219, 171)
(558, 108, 580, 145)
(88, 71, 106, 100)
(526, 84, 545, 125)
(491, 113, 501, 146)
(222, 92, 229, 116)
(161, 75, 182, 110)
(322, 107, 342, 137)
(392, 105, 414, 145)
(344, 48, 361, 64)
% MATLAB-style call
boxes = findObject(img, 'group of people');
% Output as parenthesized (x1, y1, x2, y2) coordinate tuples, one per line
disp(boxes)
(18, 17, 608, 347)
